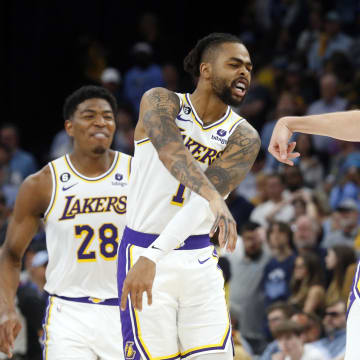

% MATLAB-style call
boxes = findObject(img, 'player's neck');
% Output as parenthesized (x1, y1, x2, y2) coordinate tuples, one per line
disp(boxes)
(189, 87, 228, 125)
(69, 149, 115, 177)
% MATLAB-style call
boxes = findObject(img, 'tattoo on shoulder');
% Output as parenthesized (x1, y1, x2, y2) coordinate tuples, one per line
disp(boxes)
(142, 88, 215, 197)
(205, 122, 261, 195)
(142, 88, 181, 150)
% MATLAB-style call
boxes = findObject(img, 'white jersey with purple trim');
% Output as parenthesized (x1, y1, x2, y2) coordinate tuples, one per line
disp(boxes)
(43, 151, 131, 298)
(127, 92, 245, 234)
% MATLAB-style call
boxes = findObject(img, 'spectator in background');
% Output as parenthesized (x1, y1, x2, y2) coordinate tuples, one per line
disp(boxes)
(229, 221, 271, 355)
(282, 165, 312, 196)
(0, 124, 37, 185)
(293, 215, 325, 261)
(263, 222, 295, 307)
(293, 134, 324, 188)
(136, 12, 173, 63)
(272, 320, 326, 360)
(227, 191, 254, 232)
(123, 42, 164, 117)
(327, 141, 360, 185)
(312, 300, 347, 359)
(0, 192, 10, 246)
(307, 11, 353, 74)
(49, 129, 72, 160)
(329, 166, 360, 210)
(0, 142, 19, 208)
(162, 63, 180, 92)
(237, 77, 273, 133)
(250, 174, 295, 228)
(322, 199, 360, 249)
(261, 92, 299, 170)
(260, 302, 295, 360)
(325, 245, 356, 306)
(17, 250, 48, 360)
(282, 62, 315, 113)
(306, 73, 348, 153)
(236, 148, 267, 203)
(290, 311, 323, 344)
(100, 67, 123, 104)
(288, 252, 325, 315)
(112, 104, 135, 156)
(291, 191, 320, 224)
(251, 172, 269, 206)
(297, 7, 323, 57)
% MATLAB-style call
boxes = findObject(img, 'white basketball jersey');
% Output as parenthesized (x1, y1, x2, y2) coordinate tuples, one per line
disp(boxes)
(43, 151, 131, 298)
(127, 92, 245, 235)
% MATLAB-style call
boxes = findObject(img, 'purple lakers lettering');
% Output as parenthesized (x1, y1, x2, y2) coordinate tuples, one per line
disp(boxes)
(59, 195, 127, 220)
(183, 136, 222, 165)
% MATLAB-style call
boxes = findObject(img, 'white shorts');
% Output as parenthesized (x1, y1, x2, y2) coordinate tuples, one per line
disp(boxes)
(42, 296, 123, 360)
(118, 227, 232, 360)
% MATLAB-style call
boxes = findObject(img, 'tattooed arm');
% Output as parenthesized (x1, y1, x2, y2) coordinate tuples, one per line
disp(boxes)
(133, 120, 260, 268)
(205, 120, 261, 197)
(137, 87, 218, 201)
(136, 87, 236, 242)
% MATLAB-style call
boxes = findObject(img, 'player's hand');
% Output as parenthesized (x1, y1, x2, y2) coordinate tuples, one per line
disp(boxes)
(0, 309, 22, 358)
(268, 118, 300, 166)
(209, 194, 237, 252)
(120, 256, 156, 312)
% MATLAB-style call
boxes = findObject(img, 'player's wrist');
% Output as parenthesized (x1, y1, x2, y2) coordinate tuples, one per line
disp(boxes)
(141, 248, 164, 264)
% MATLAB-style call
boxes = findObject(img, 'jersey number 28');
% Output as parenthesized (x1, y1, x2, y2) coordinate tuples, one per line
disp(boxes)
(75, 223, 119, 262)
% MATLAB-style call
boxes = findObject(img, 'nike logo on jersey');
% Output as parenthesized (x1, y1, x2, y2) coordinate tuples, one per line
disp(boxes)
(151, 245, 163, 251)
(176, 115, 192, 122)
(198, 257, 210, 264)
(62, 183, 78, 191)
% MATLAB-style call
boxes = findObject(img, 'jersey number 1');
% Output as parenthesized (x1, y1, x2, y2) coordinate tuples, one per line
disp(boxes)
(171, 183, 186, 206)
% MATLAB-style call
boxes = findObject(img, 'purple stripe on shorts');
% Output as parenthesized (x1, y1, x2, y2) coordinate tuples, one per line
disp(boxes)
(47, 294, 119, 306)
(118, 241, 142, 360)
(123, 226, 211, 250)
(41, 296, 51, 359)
(180, 324, 231, 358)
(347, 289, 356, 320)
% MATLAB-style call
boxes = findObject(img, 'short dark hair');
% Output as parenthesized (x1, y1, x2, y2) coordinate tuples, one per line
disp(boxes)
(240, 221, 260, 235)
(266, 301, 295, 318)
(63, 85, 118, 120)
(272, 320, 304, 338)
(267, 221, 293, 244)
(183, 32, 243, 78)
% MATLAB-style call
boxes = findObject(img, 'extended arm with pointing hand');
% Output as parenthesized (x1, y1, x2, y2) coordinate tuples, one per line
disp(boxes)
(268, 110, 360, 165)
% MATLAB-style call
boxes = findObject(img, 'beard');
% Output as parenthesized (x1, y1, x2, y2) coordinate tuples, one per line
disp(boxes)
(211, 76, 245, 107)
(92, 145, 107, 155)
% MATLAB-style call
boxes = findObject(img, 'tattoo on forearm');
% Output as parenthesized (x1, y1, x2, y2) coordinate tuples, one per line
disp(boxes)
(205, 122, 261, 196)
(142, 88, 216, 198)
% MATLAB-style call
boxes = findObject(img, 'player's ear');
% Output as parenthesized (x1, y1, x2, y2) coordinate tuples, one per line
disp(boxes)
(199, 62, 212, 80)
(64, 119, 74, 137)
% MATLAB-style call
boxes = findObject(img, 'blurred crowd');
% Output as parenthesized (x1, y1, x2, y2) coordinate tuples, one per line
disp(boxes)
(3, 1, 360, 359)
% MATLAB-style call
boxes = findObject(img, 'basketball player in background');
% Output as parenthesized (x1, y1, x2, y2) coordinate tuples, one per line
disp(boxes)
(0, 86, 131, 359)
(119, 33, 260, 360)
(268, 110, 360, 360)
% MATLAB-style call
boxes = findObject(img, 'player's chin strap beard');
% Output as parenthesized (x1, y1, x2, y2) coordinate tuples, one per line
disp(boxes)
(93, 146, 107, 155)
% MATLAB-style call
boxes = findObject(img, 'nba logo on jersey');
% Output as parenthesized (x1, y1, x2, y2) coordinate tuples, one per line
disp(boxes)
(183, 105, 191, 114)
(60, 172, 71, 182)
(125, 341, 136, 360)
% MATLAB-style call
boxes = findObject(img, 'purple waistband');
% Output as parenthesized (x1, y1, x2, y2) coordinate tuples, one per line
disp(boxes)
(123, 226, 211, 250)
(49, 293, 118, 306)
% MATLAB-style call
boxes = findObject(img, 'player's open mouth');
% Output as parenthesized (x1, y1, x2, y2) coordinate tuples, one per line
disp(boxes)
(232, 79, 248, 97)
(91, 132, 109, 139)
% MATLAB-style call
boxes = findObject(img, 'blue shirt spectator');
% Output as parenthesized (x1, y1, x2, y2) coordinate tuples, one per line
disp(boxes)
(0, 124, 37, 185)
(123, 42, 164, 116)
(312, 300, 347, 359)
(263, 254, 296, 307)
